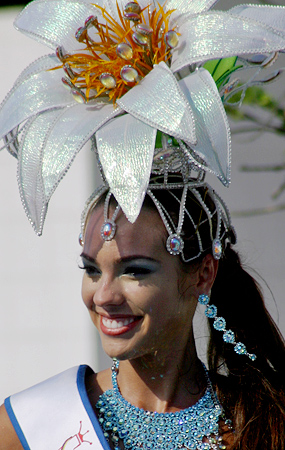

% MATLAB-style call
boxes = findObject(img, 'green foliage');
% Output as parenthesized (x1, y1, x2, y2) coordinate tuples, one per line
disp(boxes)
(155, 131, 179, 149)
(203, 57, 241, 89)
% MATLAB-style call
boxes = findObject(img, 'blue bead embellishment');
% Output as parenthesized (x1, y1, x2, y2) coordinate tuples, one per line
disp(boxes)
(198, 294, 210, 305)
(78, 232, 84, 246)
(223, 330, 235, 343)
(200, 295, 257, 361)
(213, 317, 226, 331)
(234, 342, 246, 355)
(96, 359, 225, 450)
(170, 237, 180, 251)
(205, 305, 217, 318)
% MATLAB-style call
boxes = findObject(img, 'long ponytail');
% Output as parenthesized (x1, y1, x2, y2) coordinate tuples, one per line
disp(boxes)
(209, 245, 285, 449)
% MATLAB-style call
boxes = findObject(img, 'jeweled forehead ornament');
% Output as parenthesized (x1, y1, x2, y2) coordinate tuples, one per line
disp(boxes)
(101, 191, 120, 241)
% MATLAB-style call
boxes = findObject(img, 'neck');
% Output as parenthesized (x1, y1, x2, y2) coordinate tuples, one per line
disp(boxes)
(115, 329, 206, 413)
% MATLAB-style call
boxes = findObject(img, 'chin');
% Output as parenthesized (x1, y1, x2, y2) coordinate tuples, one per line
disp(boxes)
(101, 337, 147, 362)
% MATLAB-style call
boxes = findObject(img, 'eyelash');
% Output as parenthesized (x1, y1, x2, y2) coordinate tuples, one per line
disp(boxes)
(124, 267, 153, 277)
(79, 264, 152, 278)
(78, 264, 100, 277)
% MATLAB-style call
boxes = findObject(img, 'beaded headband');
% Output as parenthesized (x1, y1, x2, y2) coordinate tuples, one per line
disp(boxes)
(80, 142, 235, 261)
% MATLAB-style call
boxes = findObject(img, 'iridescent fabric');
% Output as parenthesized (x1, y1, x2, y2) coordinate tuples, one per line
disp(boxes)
(0, 0, 284, 233)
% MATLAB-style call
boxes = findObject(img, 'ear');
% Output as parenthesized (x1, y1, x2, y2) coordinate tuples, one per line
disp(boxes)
(196, 254, 219, 296)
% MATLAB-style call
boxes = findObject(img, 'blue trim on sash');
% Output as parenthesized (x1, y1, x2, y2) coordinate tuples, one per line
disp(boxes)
(4, 397, 30, 450)
(77, 365, 111, 450)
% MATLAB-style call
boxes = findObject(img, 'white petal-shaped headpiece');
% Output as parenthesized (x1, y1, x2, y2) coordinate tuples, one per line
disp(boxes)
(179, 69, 230, 186)
(171, 11, 285, 72)
(0, 0, 284, 233)
(17, 102, 122, 234)
(15, 0, 100, 50)
(117, 63, 196, 147)
(97, 115, 157, 223)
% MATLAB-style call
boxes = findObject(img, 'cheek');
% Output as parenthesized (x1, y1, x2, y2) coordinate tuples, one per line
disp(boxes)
(125, 281, 163, 307)
(130, 283, 178, 320)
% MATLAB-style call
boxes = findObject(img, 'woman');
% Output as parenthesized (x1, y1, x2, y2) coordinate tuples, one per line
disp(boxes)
(0, 0, 285, 448)
(1, 182, 285, 449)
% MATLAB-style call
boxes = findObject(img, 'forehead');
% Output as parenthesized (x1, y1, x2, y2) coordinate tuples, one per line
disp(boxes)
(83, 204, 168, 259)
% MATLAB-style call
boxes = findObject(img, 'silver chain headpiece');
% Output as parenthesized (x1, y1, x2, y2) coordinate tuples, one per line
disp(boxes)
(80, 141, 235, 261)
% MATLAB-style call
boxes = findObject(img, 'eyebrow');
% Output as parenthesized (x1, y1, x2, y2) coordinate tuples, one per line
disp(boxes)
(80, 252, 160, 265)
(80, 253, 96, 263)
(119, 255, 160, 264)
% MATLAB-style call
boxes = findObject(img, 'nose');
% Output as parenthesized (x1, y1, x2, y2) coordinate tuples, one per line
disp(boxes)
(93, 276, 124, 308)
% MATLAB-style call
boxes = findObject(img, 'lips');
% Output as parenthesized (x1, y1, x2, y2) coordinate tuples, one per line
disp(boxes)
(100, 315, 141, 336)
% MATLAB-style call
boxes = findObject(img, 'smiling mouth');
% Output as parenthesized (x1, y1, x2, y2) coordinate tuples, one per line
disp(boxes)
(102, 317, 135, 329)
(100, 316, 141, 335)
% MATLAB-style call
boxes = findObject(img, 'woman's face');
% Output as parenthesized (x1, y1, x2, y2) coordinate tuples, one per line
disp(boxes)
(81, 204, 201, 361)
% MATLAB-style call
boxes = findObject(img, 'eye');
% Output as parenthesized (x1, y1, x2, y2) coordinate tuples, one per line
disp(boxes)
(79, 263, 101, 278)
(124, 266, 153, 277)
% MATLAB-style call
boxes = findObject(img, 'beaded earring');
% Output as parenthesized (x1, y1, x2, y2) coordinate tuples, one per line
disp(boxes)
(198, 294, 257, 361)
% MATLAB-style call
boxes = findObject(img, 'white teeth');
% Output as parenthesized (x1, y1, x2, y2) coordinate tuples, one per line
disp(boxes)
(102, 317, 135, 329)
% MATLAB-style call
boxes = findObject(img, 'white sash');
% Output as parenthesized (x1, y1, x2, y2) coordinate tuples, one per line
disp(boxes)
(5, 365, 111, 450)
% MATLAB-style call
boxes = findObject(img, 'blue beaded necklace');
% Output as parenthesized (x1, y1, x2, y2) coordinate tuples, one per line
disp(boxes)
(96, 359, 229, 450)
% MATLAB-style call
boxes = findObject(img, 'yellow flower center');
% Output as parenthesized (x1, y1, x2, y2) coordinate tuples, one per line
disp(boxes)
(55, 1, 179, 103)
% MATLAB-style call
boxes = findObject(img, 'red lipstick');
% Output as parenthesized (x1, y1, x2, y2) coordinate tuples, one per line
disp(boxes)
(100, 315, 141, 336)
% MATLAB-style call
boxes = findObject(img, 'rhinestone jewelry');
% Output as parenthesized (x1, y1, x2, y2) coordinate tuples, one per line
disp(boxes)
(166, 234, 184, 255)
(120, 65, 139, 83)
(96, 359, 228, 450)
(81, 149, 235, 261)
(116, 43, 133, 61)
(212, 238, 222, 260)
(124, 2, 141, 15)
(164, 30, 179, 48)
(78, 232, 84, 247)
(101, 220, 117, 241)
(101, 192, 121, 242)
(99, 73, 117, 89)
(198, 295, 257, 361)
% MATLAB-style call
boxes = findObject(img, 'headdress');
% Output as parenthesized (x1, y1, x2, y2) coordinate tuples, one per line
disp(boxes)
(0, 1, 284, 357)
(0, 0, 284, 247)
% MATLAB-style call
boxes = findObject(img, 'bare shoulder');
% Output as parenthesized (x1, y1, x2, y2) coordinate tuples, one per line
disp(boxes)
(0, 404, 23, 450)
(85, 367, 112, 407)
